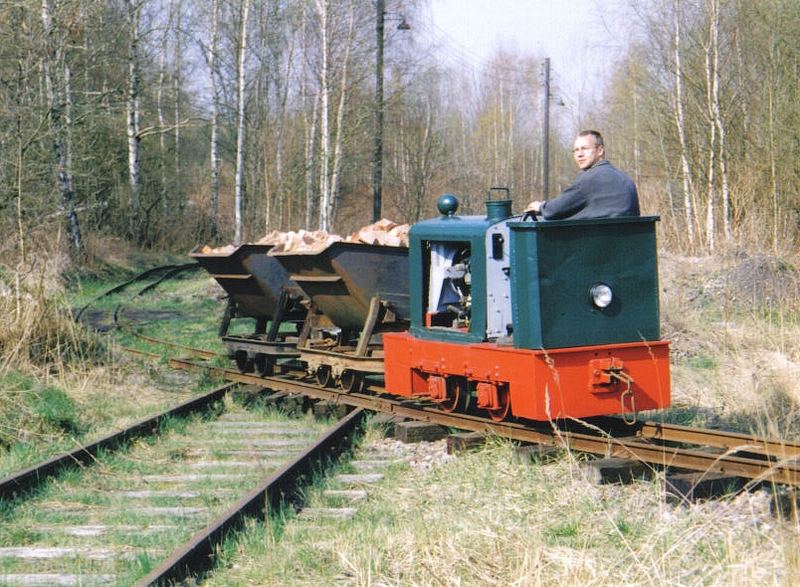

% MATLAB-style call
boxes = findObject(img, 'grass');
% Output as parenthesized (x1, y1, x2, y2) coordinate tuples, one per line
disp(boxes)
(204, 428, 800, 586)
(0, 397, 330, 584)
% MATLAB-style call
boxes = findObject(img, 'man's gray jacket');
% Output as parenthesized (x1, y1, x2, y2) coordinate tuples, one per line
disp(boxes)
(540, 160, 640, 220)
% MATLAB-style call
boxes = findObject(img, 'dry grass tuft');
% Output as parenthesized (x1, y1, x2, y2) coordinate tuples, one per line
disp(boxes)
(206, 436, 800, 586)
(0, 252, 108, 452)
(0, 264, 102, 375)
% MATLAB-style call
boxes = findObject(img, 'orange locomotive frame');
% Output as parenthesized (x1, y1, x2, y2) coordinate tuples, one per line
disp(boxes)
(383, 332, 671, 421)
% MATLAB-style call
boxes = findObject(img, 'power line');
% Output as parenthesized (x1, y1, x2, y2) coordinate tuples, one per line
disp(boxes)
(413, 17, 546, 87)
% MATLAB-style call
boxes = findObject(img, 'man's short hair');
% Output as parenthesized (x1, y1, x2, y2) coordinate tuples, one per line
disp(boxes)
(578, 130, 604, 147)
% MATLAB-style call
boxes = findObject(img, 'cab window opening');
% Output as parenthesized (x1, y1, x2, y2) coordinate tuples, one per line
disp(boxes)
(423, 240, 472, 330)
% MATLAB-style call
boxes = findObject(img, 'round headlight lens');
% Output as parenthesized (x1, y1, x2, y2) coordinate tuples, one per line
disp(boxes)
(590, 283, 613, 309)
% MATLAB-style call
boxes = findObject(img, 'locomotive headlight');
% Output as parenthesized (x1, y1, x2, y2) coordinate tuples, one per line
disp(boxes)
(590, 283, 613, 309)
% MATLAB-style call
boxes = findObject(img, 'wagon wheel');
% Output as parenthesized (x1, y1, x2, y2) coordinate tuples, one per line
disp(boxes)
(234, 350, 254, 374)
(486, 387, 511, 422)
(315, 365, 334, 387)
(439, 377, 469, 413)
(339, 370, 364, 393)
(254, 354, 275, 377)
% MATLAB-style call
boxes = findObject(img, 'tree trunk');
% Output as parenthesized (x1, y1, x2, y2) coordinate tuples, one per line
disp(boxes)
(42, 0, 82, 256)
(300, 2, 317, 230)
(704, 17, 717, 253)
(316, 0, 331, 231)
(275, 14, 294, 230)
(173, 0, 182, 195)
(709, 0, 731, 241)
(767, 66, 779, 252)
(125, 0, 143, 241)
(304, 92, 319, 230)
(157, 0, 172, 211)
(328, 0, 356, 228)
(234, 0, 251, 245)
(672, 3, 696, 246)
(208, 0, 221, 240)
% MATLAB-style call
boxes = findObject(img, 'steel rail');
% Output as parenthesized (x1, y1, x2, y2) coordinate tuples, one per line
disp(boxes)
(634, 420, 800, 459)
(74, 263, 199, 322)
(169, 358, 800, 487)
(0, 383, 235, 500)
(122, 334, 218, 359)
(133, 337, 800, 461)
(561, 416, 800, 462)
(136, 408, 366, 587)
(120, 346, 163, 359)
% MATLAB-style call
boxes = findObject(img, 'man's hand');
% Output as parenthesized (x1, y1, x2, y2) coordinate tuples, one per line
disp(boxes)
(526, 201, 544, 214)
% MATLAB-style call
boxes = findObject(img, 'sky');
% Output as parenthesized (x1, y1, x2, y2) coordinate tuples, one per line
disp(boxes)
(423, 0, 633, 125)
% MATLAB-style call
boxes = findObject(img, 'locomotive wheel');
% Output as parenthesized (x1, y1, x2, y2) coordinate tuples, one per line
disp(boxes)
(486, 387, 511, 422)
(339, 370, 363, 393)
(254, 354, 275, 377)
(439, 377, 468, 413)
(234, 350, 254, 374)
(315, 365, 333, 387)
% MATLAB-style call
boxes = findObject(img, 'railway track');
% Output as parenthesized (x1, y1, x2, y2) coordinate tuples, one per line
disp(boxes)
(92, 265, 800, 490)
(113, 300, 800, 491)
(167, 357, 800, 489)
(0, 382, 364, 586)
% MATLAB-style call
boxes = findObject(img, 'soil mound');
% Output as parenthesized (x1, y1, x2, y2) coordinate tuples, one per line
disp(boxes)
(705, 254, 800, 309)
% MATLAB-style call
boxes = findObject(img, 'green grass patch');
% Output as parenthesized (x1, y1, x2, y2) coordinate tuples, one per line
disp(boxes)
(0, 372, 86, 452)
(687, 355, 717, 370)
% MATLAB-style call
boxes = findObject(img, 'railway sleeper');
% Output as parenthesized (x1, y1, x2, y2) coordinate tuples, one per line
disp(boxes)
(579, 457, 657, 485)
(664, 471, 749, 504)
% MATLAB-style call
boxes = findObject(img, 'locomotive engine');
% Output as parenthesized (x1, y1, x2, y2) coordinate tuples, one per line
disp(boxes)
(383, 193, 671, 421)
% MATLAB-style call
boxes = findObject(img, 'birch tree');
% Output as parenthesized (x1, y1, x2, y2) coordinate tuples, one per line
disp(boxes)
(125, 0, 143, 240)
(234, 0, 251, 245)
(708, 0, 731, 242)
(157, 0, 173, 211)
(207, 0, 221, 240)
(41, 0, 82, 256)
(672, 2, 696, 245)
(300, 2, 319, 229)
(315, 0, 331, 231)
(173, 0, 183, 188)
(326, 0, 356, 229)
(702, 12, 717, 252)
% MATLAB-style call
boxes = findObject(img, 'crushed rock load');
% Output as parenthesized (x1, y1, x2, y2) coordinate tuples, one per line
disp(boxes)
(347, 218, 408, 247)
(257, 229, 342, 253)
(197, 219, 408, 255)
(197, 244, 236, 255)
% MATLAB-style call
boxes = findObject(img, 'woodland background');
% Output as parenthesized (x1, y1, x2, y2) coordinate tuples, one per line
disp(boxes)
(2, 0, 799, 268)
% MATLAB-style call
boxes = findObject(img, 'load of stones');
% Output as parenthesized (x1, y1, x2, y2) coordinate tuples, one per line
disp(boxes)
(198, 219, 409, 255)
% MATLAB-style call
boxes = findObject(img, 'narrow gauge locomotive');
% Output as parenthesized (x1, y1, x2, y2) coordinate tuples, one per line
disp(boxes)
(192, 192, 670, 422)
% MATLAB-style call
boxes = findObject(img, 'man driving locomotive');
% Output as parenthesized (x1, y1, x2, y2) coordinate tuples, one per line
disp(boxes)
(526, 130, 639, 220)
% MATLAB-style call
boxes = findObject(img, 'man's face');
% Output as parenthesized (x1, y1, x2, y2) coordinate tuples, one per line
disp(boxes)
(572, 135, 604, 170)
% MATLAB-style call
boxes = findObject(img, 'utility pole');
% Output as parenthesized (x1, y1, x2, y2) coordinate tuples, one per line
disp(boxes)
(542, 57, 550, 200)
(372, 2, 409, 222)
(373, 0, 385, 222)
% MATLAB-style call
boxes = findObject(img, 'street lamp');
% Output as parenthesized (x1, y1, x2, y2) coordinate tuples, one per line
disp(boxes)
(373, 1, 410, 222)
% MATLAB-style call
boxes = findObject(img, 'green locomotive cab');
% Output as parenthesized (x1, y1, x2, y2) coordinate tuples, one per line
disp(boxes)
(508, 216, 661, 349)
(409, 193, 661, 350)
